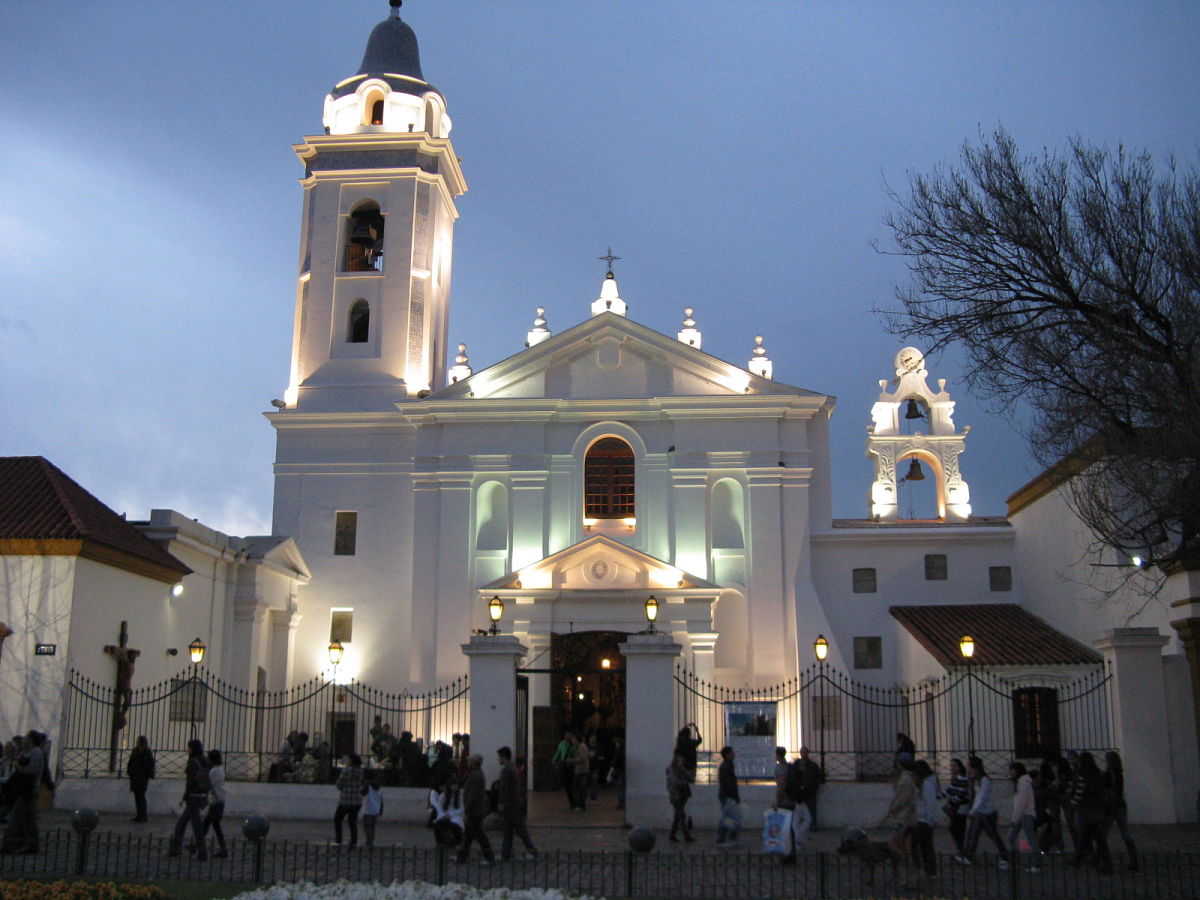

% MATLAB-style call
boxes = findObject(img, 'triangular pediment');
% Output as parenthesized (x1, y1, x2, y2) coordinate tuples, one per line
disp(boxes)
(481, 534, 717, 592)
(430, 313, 822, 402)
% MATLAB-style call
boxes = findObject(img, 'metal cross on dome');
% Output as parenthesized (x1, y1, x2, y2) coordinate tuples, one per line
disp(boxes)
(598, 247, 621, 274)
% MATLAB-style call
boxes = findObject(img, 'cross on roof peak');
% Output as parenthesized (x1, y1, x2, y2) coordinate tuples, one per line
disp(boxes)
(598, 247, 621, 274)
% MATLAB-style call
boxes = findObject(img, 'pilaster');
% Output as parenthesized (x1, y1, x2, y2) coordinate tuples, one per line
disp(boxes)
(619, 633, 682, 828)
(1094, 628, 1173, 823)
(462, 635, 527, 784)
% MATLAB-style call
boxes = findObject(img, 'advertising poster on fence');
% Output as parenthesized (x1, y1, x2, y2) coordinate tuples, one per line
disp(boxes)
(724, 700, 777, 778)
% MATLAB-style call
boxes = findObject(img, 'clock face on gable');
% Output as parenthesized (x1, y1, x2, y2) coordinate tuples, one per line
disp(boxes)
(895, 347, 924, 374)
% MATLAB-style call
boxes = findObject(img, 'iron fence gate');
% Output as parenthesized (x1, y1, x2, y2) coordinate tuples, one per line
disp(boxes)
(60, 668, 469, 783)
(675, 662, 1113, 782)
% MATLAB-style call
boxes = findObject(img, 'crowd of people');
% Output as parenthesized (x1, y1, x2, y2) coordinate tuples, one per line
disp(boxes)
(877, 740, 1139, 878)
(0, 729, 51, 854)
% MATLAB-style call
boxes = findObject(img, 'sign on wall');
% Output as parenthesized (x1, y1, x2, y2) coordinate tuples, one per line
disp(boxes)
(724, 701, 777, 779)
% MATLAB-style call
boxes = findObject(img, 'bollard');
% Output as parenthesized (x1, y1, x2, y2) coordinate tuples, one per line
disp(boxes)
(70, 808, 99, 875)
(626, 826, 655, 897)
(243, 814, 270, 883)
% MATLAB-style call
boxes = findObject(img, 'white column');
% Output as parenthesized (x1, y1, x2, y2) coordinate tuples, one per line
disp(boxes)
(1094, 628, 1173, 823)
(619, 632, 682, 828)
(462, 634, 527, 784)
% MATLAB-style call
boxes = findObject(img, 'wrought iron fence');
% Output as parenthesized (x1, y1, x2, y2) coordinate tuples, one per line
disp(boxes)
(676, 662, 1113, 782)
(60, 668, 469, 783)
(1, 829, 1195, 899)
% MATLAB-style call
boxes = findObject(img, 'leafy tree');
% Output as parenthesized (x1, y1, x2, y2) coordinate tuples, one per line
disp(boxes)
(881, 128, 1200, 575)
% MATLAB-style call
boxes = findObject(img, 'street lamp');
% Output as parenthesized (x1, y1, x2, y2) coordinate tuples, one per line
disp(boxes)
(328, 640, 344, 757)
(644, 595, 659, 634)
(959, 634, 976, 770)
(187, 637, 206, 740)
(813, 635, 829, 775)
(487, 596, 504, 635)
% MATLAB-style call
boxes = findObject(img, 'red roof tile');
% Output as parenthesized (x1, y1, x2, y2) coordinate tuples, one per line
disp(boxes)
(0, 456, 190, 581)
(890, 604, 1101, 667)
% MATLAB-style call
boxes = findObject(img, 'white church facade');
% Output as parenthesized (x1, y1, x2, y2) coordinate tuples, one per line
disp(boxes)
(1, 3, 1196, 825)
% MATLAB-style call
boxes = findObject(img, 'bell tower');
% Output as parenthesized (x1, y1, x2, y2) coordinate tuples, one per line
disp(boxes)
(282, 0, 465, 411)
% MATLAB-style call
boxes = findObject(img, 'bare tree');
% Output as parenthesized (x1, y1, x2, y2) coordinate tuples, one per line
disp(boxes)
(881, 128, 1200, 576)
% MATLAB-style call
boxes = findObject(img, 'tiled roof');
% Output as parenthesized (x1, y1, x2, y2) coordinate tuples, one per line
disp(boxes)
(0, 456, 190, 581)
(890, 604, 1102, 667)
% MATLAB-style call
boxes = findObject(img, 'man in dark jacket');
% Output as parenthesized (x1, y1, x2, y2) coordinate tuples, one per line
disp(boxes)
(456, 753, 494, 864)
(1, 730, 45, 854)
(167, 739, 209, 861)
(497, 746, 537, 860)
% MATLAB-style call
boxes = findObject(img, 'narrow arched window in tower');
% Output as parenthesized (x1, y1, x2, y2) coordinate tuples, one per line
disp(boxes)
(370, 99, 384, 126)
(347, 299, 370, 343)
(585, 437, 635, 518)
(423, 98, 438, 136)
(343, 203, 385, 272)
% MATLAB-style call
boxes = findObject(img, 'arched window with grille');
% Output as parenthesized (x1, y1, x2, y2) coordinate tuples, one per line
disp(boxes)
(584, 437, 634, 518)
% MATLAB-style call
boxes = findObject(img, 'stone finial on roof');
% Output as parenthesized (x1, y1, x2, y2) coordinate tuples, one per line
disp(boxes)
(677, 307, 702, 349)
(748, 335, 772, 380)
(591, 270, 627, 318)
(526, 306, 552, 347)
(448, 343, 472, 384)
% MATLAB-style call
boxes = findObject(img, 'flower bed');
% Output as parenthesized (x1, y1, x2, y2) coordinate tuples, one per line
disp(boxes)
(228, 882, 600, 900)
(0, 882, 168, 900)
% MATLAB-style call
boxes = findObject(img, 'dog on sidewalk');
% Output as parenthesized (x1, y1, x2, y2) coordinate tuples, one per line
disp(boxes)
(836, 827, 904, 886)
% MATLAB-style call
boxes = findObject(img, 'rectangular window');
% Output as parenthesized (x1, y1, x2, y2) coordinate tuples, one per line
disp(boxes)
(924, 553, 948, 580)
(853, 636, 883, 669)
(1012, 687, 1060, 758)
(330, 609, 354, 644)
(852, 568, 877, 593)
(989, 565, 1013, 592)
(168, 678, 208, 723)
(334, 511, 358, 556)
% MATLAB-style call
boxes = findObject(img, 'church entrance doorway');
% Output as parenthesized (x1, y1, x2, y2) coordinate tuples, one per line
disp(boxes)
(527, 630, 627, 791)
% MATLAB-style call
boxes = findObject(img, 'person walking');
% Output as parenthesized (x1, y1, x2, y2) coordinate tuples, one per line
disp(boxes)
(361, 771, 384, 849)
(551, 731, 577, 810)
(880, 759, 919, 876)
(715, 745, 741, 846)
(332, 753, 364, 847)
(497, 746, 537, 860)
(431, 776, 464, 848)
(1102, 751, 1138, 871)
(1, 730, 45, 854)
(913, 759, 939, 876)
(200, 749, 228, 858)
(774, 747, 812, 864)
(571, 733, 591, 812)
(127, 735, 155, 823)
(1008, 762, 1041, 873)
(666, 754, 694, 842)
(674, 724, 702, 782)
(942, 758, 971, 854)
(167, 739, 210, 861)
(1071, 751, 1112, 873)
(956, 757, 1011, 869)
(456, 753, 495, 864)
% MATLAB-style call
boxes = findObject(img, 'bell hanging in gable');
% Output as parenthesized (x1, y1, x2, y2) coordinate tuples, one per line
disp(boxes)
(904, 459, 926, 481)
(904, 398, 925, 420)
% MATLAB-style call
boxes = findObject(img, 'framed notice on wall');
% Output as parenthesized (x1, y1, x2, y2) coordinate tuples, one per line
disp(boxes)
(724, 701, 777, 779)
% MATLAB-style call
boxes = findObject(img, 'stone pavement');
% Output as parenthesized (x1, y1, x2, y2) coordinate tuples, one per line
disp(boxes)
(36, 785, 1200, 856)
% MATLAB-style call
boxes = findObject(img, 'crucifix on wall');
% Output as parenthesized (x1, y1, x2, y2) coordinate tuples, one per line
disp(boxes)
(103, 620, 140, 772)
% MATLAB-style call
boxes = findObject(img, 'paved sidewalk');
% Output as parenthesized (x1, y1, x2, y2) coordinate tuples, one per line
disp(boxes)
(37, 786, 1200, 857)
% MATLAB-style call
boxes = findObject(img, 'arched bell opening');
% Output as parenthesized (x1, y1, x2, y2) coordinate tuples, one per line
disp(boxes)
(896, 451, 946, 520)
(899, 396, 929, 435)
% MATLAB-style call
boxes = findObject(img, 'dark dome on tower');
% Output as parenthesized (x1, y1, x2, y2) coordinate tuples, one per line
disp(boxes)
(358, 14, 424, 81)
(331, 3, 440, 100)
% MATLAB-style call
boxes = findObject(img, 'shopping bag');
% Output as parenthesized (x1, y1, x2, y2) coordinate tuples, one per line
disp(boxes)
(719, 799, 743, 833)
(762, 808, 793, 855)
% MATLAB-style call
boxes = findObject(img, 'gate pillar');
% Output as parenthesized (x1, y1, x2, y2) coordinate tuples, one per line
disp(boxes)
(1095, 628, 1173, 823)
(462, 634, 527, 783)
(619, 632, 682, 828)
